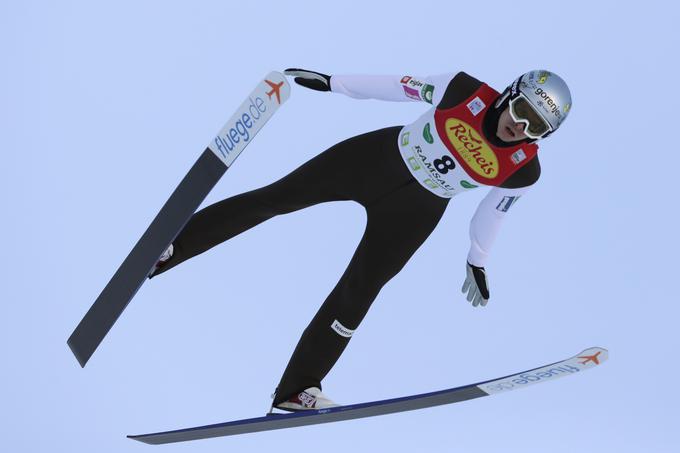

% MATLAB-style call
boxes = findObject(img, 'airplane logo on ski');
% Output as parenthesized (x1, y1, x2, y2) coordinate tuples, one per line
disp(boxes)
(265, 79, 285, 104)
(577, 351, 602, 365)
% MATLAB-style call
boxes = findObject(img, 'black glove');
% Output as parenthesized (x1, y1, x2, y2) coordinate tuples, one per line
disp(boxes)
(284, 68, 332, 92)
(461, 262, 490, 307)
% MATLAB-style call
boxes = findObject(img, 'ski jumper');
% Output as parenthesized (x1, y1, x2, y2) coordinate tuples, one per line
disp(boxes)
(151, 72, 542, 405)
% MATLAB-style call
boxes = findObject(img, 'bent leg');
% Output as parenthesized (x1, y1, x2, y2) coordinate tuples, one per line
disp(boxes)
(273, 182, 448, 404)
(153, 127, 405, 276)
(151, 191, 308, 275)
(152, 150, 350, 276)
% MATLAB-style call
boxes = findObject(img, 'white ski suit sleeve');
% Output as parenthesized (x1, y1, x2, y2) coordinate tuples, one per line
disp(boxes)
(467, 186, 531, 268)
(330, 73, 456, 106)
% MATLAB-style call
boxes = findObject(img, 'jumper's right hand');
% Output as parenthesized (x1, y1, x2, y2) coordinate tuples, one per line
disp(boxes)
(284, 68, 332, 92)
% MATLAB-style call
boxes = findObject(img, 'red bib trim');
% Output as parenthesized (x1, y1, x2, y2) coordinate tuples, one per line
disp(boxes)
(433, 84, 538, 186)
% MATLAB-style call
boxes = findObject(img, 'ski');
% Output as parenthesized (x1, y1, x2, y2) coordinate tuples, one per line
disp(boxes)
(128, 347, 608, 444)
(67, 72, 291, 367)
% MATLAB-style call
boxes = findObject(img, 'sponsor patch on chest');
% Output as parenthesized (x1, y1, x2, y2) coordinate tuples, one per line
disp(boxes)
(511, 149, 527, 164)
(466, 96, 486, 116)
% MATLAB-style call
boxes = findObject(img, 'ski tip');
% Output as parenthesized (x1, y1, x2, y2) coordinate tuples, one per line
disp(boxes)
(262, 71, 291, 104)
(266, 70, 287, 80)
(575, 347, 609, 365)
(569, 346, 609, 368)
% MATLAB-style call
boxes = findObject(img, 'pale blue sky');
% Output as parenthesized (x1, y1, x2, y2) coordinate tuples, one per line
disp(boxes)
(2, 1, 678, 451)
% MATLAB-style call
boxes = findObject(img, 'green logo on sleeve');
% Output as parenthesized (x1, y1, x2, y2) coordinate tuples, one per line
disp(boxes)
(401, 132, 410, 146)
(423, 123, 434, 144)
(460, 180, 478, 189)
(421, 84, 434, 104)
(407, 157, 421, 171)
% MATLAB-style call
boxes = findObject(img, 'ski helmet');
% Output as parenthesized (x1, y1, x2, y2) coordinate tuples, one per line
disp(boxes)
(497, 70, 572, 139)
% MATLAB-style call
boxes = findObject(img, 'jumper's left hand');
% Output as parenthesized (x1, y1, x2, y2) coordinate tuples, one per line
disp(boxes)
(461, 262, 490, 307)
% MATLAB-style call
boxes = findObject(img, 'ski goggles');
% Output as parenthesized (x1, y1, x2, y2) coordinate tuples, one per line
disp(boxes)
(509, 95, 552, 139)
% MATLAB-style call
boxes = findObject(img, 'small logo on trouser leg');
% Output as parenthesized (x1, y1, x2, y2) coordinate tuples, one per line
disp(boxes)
(331, 320, 355, 338)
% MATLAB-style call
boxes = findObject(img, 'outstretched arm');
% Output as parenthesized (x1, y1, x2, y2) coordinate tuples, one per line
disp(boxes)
(462, 185, 531, 307)
(284, 68, 455, 105)
(331, 74, 453, 104)
(467, 186, 530, 267)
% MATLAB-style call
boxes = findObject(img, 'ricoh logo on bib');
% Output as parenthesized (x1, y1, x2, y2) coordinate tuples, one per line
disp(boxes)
(444, 119, 498, 178)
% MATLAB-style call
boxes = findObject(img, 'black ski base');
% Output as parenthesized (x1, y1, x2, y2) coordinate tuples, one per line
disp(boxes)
(68, 149, 227, 367)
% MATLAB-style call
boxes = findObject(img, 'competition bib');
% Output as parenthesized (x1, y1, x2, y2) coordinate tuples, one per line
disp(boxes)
(397, 84, 538, 198)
